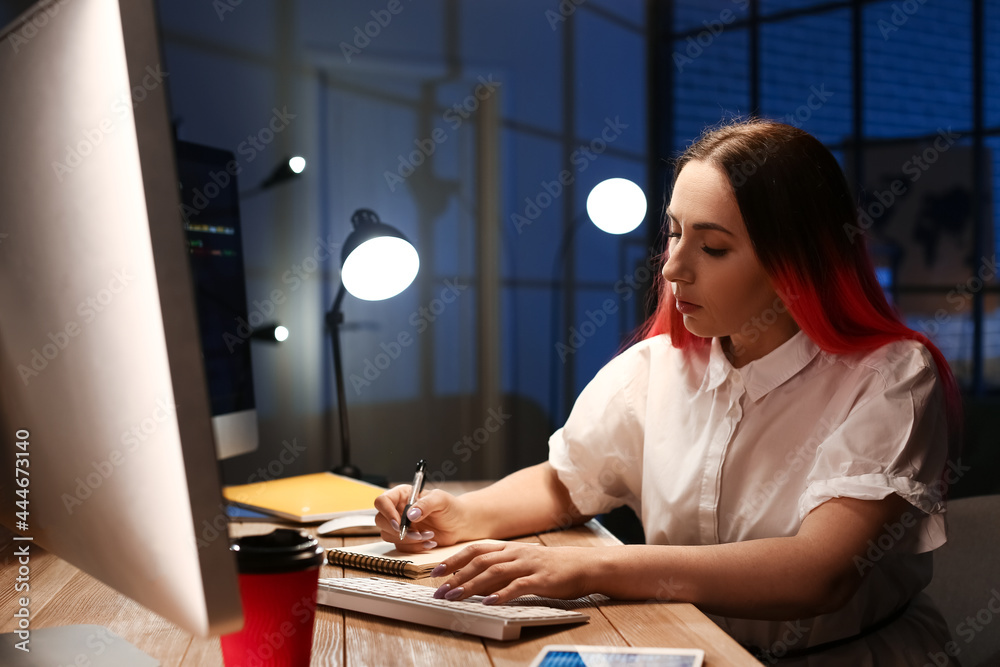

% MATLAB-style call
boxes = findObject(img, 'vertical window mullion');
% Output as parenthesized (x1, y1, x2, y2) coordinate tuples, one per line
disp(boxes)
(750, 1, 760, 115)
(972, 0, 985, 395)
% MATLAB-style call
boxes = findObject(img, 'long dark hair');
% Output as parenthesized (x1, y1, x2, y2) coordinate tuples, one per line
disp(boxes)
(639, 118, 962, 450)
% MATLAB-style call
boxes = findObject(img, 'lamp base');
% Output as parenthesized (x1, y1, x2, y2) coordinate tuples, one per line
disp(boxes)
(332, 463, 363, 479)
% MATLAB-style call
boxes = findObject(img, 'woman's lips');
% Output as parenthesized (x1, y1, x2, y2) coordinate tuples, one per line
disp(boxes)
(675, 299, 701, 315)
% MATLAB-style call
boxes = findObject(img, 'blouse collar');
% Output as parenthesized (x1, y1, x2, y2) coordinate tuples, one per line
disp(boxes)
(699, 330, 821, 401)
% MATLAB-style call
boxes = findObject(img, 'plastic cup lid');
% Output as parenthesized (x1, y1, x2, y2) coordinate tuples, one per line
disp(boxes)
(230, 528, 324, 574)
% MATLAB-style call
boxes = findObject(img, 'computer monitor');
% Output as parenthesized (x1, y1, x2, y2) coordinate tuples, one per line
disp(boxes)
(0, 0, 243, 661)
(176, 140, 260, 460)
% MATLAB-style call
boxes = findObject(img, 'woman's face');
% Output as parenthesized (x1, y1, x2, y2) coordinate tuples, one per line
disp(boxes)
(662, 159, 798, 365)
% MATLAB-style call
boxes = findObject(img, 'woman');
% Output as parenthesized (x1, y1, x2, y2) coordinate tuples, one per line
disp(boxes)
(374, 119, 962, 664)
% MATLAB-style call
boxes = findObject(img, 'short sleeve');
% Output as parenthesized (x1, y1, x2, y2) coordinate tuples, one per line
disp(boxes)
(548, 348, 646, 517)
(799, 346, 950, 553)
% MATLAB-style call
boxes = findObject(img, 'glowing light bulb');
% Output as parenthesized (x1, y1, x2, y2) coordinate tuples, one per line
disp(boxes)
(342, 237, 419, 301)
(586, 178, 646, 235)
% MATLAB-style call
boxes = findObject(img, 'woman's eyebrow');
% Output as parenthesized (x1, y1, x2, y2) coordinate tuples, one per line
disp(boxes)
(665, 210, 735, 236)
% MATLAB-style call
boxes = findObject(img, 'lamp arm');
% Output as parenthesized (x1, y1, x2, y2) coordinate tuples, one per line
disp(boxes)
(326, 282, 360, 478)
(331, 278, 349, 316)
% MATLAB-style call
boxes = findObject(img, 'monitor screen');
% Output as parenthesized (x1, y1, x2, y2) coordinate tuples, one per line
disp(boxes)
(176, 140, 259, 459)
(0, 0, 243, 660)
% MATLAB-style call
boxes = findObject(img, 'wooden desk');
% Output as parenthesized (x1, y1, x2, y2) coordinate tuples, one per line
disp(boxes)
(0, 483, 759, 666)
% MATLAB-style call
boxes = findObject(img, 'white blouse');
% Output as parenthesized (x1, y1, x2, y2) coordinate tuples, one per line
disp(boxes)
(549, 330, 955, 663)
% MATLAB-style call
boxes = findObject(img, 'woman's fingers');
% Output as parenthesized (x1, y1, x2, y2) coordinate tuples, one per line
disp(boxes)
(375, 487, 463, 548)
(432, 543, 528, 602)
(431, 541, 506, 575)
(374, 485, 412, 526)
(432, 544, 591, 604)
(400, 488, 454, 524)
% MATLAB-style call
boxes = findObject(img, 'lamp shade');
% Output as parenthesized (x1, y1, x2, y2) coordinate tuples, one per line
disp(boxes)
(340, 209, 419, 301)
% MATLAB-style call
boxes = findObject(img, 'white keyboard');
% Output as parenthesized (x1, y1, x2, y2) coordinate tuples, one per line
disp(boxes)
(317, 576, 590, 640)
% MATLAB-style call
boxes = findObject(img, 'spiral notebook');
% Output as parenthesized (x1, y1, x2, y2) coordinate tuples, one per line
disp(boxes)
(326, 539, 508, 578)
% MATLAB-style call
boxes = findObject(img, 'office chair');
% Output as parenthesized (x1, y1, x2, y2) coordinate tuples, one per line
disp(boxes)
(924, 494, 1000, 667)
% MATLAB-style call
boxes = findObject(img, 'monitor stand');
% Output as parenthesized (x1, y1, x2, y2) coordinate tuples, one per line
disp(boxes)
(0, 625, 159, 666)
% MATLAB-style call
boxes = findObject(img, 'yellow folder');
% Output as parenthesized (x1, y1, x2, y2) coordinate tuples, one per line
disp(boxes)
(223, 472, 387, 522)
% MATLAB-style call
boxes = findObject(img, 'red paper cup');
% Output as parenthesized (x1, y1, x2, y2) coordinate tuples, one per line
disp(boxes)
(220, 529, 325, 667)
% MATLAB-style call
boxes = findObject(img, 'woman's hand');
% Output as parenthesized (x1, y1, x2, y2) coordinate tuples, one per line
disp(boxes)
(373, 486, 471, 552)
(428, 542, 597, 604)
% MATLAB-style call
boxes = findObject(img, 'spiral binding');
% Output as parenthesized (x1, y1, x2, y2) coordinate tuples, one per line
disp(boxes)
(327, 549, 411, 577)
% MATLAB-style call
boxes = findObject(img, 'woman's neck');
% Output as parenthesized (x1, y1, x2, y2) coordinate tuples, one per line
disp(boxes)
(723, 316, 801, 368)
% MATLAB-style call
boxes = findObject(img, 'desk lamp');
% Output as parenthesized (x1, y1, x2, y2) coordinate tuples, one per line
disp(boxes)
(326, 208, 419, 478)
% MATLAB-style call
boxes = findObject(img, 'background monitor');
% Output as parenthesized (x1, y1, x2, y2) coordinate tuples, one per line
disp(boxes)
(176, 140, 259, 460)
(0, 0, 243, 660)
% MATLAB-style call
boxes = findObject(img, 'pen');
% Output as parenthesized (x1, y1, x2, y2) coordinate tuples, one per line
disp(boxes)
(398, 459, 426, 541)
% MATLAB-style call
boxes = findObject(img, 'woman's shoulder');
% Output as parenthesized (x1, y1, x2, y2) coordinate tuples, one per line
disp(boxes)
(822, 336, 938, 388)
(590, 334, 678, 387)
(612, 333, 684, 368)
